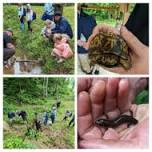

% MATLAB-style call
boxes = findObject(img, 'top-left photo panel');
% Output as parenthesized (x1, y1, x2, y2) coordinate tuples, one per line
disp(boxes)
(3, 3, 75, 75)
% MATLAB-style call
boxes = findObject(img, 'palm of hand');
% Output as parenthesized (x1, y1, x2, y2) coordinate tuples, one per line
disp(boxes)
(78, 78, 148, 148)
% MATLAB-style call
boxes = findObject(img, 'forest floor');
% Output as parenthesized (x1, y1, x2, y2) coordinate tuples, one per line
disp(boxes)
(3, 4, 74, 74)
(3, 100, 74, 149)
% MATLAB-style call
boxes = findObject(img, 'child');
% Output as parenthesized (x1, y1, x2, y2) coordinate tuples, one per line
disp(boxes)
(51, 33, 73, 63)
(26, 4, 33, 32)
(41, 19, 55, 40)
(17, 4, 26, 31)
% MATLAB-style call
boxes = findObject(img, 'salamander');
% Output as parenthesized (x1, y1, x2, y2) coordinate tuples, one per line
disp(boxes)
(95, 115, 138, 128)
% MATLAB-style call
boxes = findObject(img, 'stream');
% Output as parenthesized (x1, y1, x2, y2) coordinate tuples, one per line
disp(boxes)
(4, 55, 42, 75)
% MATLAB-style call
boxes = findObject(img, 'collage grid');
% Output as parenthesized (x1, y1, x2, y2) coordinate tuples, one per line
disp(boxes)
(1, 0, 152, 151)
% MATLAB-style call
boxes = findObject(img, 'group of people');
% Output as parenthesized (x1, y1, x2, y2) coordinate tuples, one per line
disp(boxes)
(7, 103, 75, 131)
(40, 3, 74, 63)
(3, 3, 74, 68)
(18, 3, 36, 32)
(8, 110, 27, 124)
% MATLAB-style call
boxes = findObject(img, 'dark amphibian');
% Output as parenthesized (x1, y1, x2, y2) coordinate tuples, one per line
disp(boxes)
(95, 115, 138, 128)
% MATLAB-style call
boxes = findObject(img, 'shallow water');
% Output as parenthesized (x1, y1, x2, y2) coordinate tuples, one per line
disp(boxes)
(4, 56, 42, 75)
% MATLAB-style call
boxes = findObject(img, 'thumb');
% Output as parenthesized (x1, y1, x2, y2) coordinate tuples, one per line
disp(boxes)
(120, 26, 147, 56)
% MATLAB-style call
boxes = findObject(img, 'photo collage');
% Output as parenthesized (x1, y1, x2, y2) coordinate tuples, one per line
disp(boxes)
(1, 0, 151, 151)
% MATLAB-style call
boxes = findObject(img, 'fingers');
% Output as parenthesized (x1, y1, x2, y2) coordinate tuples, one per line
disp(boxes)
(120, 26, 147, 56)
(78, 78, 92, 94)
(117, 79, 130, 113)
(90, 80, 106, 121)
(104, 78, 120, 113)
(134, 78, 148, 95)
(128, 78, 148, 103)
(104, 67, 129, 74)
(93, 24, 120, 35)
(78, 91, 93, 137)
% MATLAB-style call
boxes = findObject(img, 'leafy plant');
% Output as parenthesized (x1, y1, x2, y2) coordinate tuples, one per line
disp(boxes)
(4, 136, 35, 149)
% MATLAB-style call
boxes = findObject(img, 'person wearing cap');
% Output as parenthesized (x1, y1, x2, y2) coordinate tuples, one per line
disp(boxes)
(3, 29, 15, 64)
(41, 3, 54, 21)
(52, 11, 73, 39)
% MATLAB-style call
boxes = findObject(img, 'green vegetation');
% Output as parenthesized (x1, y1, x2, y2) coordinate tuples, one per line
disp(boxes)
(82, 3, 135, 26)
(3, 78, 74, 149)
(135, 90, 149, 105)
(3, 4, 74, 74)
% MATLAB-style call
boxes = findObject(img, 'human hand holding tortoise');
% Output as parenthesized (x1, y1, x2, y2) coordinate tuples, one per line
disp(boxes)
(85, 24, 149, 74)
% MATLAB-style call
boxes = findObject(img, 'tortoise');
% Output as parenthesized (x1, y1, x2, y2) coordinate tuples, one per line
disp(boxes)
(88, 32, 132, 70)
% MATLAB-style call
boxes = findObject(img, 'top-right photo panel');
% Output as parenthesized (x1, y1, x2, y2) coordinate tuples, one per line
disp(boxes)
(77, 3, 149, 75)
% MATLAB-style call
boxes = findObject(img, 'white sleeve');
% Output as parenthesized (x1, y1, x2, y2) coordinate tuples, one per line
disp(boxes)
(30, 10, 33, 21)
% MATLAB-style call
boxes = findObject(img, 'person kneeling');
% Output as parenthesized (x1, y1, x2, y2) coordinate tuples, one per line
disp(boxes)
(51, 33, 73, 63)
(3, 29, 16, 66)
(41, 19, 56, 41)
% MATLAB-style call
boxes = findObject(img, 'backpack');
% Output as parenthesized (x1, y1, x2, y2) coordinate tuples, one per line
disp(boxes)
(32, 12, 36, 20)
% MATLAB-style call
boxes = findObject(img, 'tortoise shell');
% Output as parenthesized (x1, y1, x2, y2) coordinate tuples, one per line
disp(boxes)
(88, 32, 132, 70)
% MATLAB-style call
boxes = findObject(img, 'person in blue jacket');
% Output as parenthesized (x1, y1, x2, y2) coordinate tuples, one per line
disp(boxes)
(41, 3, 54, 21)
(77, 4, 97, 53)
(8, 112, 16, 126)
(52, 11, 73, 39)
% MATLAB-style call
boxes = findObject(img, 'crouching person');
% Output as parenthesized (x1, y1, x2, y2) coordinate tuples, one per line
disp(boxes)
(41, 19, 55, 41)
(7, 111, 16, 126)
(63, 110, 72, 121)
(3, 29, 15, 66)
(16, 110, 27, 122)
(51, 33, 73, 63)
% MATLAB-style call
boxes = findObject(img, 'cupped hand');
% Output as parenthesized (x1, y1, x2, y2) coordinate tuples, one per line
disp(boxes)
(78, 78, 149, 149)
(106, 26, 149, 74)
(85, 24, 149, 74)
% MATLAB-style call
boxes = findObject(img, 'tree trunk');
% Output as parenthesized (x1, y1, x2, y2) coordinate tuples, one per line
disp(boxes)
(45, 78, 48, 97)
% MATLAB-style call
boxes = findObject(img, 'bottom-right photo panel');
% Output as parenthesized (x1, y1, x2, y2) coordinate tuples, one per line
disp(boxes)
(77, 77, 149, 149)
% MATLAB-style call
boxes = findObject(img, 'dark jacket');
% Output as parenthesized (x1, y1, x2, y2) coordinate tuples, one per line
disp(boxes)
(52, 16, 73, 39)
(8, 112, 15, 119)
(125, 4, 149, 46)
(78, 11, 96, 53)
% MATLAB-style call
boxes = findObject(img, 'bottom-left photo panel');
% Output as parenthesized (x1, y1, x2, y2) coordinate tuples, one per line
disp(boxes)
(3, 77, 75, 149)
